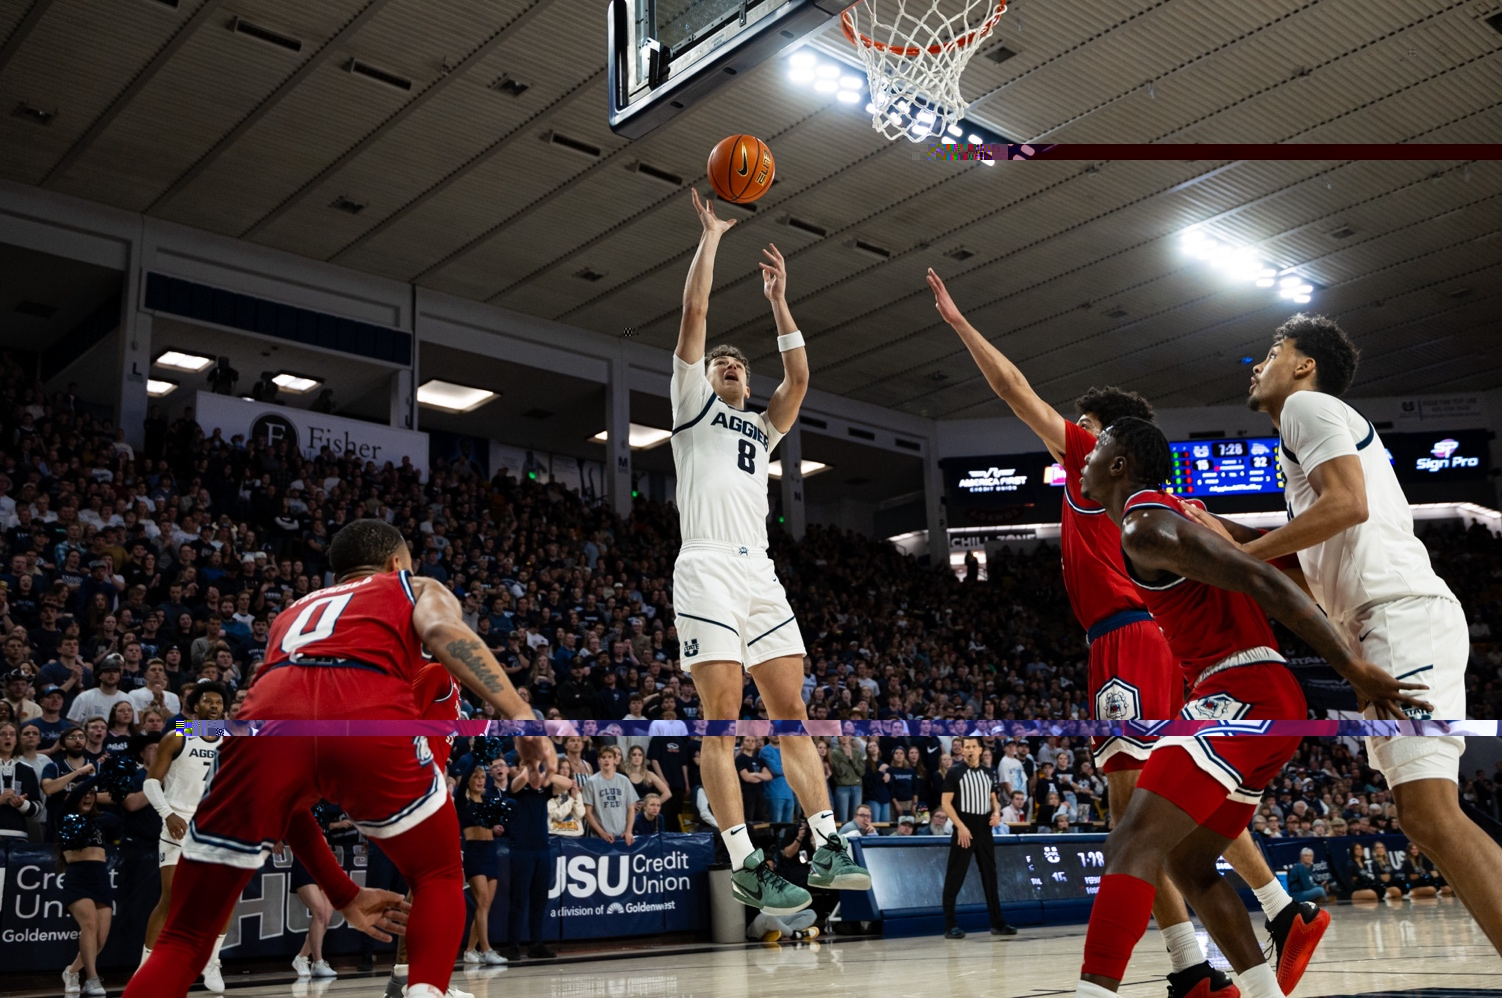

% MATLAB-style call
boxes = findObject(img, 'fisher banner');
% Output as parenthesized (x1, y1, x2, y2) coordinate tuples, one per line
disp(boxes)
(194, 391, 429, 480)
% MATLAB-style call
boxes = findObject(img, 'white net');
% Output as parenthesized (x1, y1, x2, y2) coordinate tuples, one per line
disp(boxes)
(841, 0, 1007, 142)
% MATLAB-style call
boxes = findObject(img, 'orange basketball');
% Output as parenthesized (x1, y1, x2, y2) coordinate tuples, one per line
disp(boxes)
(707, 134, 775, 204)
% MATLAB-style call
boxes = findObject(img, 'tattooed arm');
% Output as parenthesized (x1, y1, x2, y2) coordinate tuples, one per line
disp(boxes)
(411, 576, 557, 785)
(410, 575, 531, 721)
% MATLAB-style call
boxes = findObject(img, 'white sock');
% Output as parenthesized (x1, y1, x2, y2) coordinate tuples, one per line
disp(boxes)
(1077, 981, 1118, 998)
(205, 933, 226, 968)
(1161, 921, 1205, 973)
(392, 963, 409, 977)
(722, 823, 756, 870)
(1251, 878, 1294, 923)
(809, 809, 839, 848)
(1236, 962, 1281, 998)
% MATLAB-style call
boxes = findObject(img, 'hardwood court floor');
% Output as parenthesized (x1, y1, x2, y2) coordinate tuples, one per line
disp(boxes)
(12, 899, 1499, 998)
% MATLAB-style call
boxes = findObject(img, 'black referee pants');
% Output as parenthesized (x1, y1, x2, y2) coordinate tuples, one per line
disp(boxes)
(941, 816, 1007, 930)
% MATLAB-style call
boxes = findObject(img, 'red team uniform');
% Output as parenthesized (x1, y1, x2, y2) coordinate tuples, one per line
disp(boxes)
(1121, 489, 1307, 837)
(127, 569, 467, 998)
(1060, 421, 1184, 770)
(186, 570, 449, 865)
(413, 660, 462, 772)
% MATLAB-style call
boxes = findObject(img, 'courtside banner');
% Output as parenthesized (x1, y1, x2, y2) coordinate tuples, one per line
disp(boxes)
(547, 833, 714, 940)
(194, 391, 429, 480)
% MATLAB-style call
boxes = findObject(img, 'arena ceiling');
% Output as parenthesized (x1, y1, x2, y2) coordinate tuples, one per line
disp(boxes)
(1, 0, 1499, 420)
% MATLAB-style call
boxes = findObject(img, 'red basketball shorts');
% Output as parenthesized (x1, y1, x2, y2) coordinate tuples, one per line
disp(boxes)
(1087, 614, 1184, 773)
(183, 665, 444, 869)
(1135, 659, 1305, 838)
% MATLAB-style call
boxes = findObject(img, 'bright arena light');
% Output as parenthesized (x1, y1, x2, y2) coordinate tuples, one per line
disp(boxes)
(816, 64, 839, 78)
(146, 379, 178, 398)
(790, 51, 816, 68)
(789, 67, 815, 83)
(836, 90, 860, 103)
(814, 79, 838, 93)
(839, 75, 864, 90)
(1183, 229, 1314, 301)
(417, 379, 497, 413)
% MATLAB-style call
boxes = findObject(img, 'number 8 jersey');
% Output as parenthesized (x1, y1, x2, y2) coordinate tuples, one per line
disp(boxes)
(670, 354, 785, 551)
(257, 571, 427, 689)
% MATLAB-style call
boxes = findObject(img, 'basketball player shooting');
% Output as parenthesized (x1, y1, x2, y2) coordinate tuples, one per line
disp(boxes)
(124, 520, 556, 998)
(671, 189, 869, 914)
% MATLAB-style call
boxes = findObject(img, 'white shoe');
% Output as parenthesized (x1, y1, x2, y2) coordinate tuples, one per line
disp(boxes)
(62, 969, 81, 995)
(463, 949, 483, 964)
(311, 959, 337, 978)
(292, 954, 312, 978)
(403, 987, 476, 998)
(202, 958, 226, 992)
(83, 979, 107, 997)
(482, 949, 507, 965)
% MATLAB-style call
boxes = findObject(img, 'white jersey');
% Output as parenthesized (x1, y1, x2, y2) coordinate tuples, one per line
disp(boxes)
(670, 354, 784, 550)
(162, 733, 219, 818)
(1278, 391, 1456, 625)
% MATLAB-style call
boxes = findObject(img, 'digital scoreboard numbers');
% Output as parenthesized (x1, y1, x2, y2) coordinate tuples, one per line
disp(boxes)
(1168, 437, 1285, 496)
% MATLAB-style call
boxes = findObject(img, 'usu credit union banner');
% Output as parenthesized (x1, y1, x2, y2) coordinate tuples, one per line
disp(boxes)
(195, 391, 429, 478)
(544, 833, 713, 939)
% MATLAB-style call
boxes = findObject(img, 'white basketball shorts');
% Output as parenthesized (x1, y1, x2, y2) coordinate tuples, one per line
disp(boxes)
(673, 541, 806, 671)
(1352, 596, 1469, 786)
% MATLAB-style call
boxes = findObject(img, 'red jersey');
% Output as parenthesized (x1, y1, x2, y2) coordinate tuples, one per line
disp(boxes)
(1120, 489, 1283, 685)
(262, 571, 426, 685)
(413, 661, 461, 771)
(1061, 421, 1148, 629)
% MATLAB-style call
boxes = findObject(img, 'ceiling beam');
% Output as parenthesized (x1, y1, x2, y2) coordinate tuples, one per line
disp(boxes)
(0, 0, 56, 76)
(42, 0, 226, 189)
(328, 68, 604, 265)
(148, 0, 396, 214)
(241, 0, 559, 241)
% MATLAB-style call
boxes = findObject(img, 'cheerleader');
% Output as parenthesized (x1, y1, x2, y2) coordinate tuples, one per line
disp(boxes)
(58, 782, 121, 996)
(455, 763, 506, 966)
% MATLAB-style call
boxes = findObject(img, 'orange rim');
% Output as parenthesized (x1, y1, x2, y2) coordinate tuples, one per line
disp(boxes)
(842, 1, 1007, 57)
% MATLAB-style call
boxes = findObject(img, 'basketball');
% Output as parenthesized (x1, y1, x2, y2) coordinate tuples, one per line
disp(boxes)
(707, 134, 775, 204)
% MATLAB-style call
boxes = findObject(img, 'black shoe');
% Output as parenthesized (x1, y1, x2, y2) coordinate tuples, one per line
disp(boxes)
(990, 924, 1018, 937)
(357, 954, 375, 972)
(527, 944, 558, 959)
(382, 976, 406, 998)
(505, 944, 522, 962)
(1166, 961, 1237, 998)
(944, 926, 966, 939)
(1266, 900, 1330, 995)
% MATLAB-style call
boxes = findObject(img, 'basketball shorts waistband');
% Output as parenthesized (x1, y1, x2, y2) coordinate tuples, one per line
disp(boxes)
(679, 540, 765, 557)
(1086, 609, 1154, 645)
(1193, 646, 1286, 688)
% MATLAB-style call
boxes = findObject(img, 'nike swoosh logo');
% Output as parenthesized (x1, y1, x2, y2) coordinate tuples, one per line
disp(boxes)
(1358, 630, 1374, 642)
(737, 147, 749, 177)
(739, 879, 762, 899)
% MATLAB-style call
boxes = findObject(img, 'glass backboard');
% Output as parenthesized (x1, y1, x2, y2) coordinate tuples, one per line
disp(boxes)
(608, 0, 845, 138)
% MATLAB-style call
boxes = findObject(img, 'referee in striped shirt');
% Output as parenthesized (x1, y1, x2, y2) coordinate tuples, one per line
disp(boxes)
(940, 736, 1016, 939)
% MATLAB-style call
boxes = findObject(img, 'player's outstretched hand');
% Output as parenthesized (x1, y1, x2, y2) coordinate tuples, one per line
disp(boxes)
(927, 268, 965, 326)
(516, 735, 558, 788)
(340, 887, 411, 942)
(690, 188, 736, 237)
(760, 243, 787, 302)
(1343, 657, 1434, 719)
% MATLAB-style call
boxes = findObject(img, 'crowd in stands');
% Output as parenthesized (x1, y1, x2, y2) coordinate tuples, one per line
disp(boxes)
(0, 351, 1496, 897)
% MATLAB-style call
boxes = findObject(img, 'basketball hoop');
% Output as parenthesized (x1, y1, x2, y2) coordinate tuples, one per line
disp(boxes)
(841, 0, 1007, 142)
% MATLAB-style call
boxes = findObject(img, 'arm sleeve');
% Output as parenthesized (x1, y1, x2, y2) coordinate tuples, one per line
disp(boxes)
(285, 809, 359, 910)
(670, 354, 715, 427)
(1281, 392, 1360, 474)
(760, 412, 786, 455)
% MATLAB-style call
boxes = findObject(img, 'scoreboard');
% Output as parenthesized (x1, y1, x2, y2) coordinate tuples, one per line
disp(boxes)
(1168, 437, 1284, 496)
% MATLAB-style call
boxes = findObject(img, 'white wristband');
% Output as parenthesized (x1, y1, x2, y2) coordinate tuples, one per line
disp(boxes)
(142, 778, 174, 819)
(777, 330, 805, 352)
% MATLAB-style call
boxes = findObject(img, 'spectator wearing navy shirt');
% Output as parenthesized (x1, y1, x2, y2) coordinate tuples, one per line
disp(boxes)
(505, 762, 568, 961)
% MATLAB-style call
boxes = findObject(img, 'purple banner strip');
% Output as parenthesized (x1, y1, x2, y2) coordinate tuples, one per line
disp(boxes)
(175, 720, 1493, 738)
